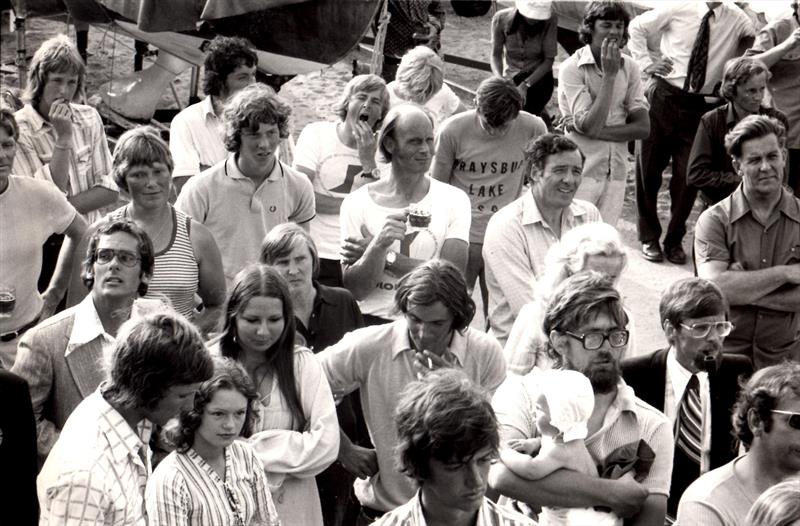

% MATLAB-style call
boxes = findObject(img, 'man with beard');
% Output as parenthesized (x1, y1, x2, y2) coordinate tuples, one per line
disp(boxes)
(490, 272, 674, 526)
(621, 277, 753, 521)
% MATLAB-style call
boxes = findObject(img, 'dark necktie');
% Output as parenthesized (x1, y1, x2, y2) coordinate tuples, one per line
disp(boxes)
(684, 9, 714, 93)
(676, 374, 703, 466)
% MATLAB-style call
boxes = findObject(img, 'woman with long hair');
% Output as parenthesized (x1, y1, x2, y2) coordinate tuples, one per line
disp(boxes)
(146, 358, 279, 525)
(211, 264, 339, 526)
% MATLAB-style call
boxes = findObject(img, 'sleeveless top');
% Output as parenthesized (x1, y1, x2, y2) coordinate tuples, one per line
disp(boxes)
(110, 206, 199, 317)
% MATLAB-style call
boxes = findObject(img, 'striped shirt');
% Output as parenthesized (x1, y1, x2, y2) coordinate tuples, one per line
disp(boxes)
(109, 206, 199, 318)
(373, 491, 535, 526)
(38, 389, 154, 526)
(12, 103, 117, 224)
(145, 441, 279, 526)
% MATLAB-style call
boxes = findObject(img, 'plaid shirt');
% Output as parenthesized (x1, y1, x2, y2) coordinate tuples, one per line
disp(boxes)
(12, 103, 116, 224)
(373, 491, 535, 526)
(38, 389, 153, 526)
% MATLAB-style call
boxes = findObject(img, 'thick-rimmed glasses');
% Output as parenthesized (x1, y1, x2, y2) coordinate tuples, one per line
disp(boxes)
(563, 329, 629, 350)
(771, 410, 800, 430)
(679, 321, 734, 339)
(95, 248, 140, 267)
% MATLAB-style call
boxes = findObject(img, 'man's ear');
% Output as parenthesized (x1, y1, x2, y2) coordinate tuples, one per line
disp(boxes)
(549, 330, 567, 357)
(663, 320, 676, 344)
(384, 134, 397, 155)
(731, 156, 742, 176)
(747, 407, 765, 438)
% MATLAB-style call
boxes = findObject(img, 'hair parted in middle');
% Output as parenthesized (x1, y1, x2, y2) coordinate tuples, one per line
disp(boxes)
(24, 34, 85, 106)
(223, 83, 290, 152)
(81, 219, 155, 296)
(395, 46, 446, 105)
(334, 73, 390, 124)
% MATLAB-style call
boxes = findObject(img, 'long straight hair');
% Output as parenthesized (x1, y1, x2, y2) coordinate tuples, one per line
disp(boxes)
(219, 264, 306, 430)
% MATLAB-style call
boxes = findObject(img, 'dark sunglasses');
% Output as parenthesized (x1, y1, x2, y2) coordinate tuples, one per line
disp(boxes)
(772, 410, 800, 430)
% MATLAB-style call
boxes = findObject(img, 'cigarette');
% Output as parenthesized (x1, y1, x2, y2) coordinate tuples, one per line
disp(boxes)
(427, 357, 433, 369)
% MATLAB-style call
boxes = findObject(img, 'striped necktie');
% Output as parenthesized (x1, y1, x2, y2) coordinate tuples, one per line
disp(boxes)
(684, 9, 714, 93)
(675, 374, 703, 465)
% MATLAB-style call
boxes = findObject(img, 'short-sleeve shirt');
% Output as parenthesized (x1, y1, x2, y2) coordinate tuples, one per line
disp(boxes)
(318, 319, 506, 512)
(175, 155, 315, 285)
(339, 177, 471, 319)
(169, 97, 228, 179)
(0, 176, 77, 334)
(293, 121, 386, 260)
(492, 8, 558, 79)
(675, 457, 755, 526)
(492, 373, 674, 497)
(387, 82, 461, 130)
(12, 103, 117, 224)
(483, 192, 601, 344)
(694, 185, 800, 366)
(558, 45, 648, 182)
(435, 110, 547, 243)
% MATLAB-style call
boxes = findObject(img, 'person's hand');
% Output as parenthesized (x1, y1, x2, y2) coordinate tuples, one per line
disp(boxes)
(340, 225, 372, 266)
(601, 38, 621, 78)
(785, 263, 800, 285)
(39, 287, 64, 321)
(373, 212, 408, 250)
(555, 114, 576, 134)
(411, 349, 454, 379)
(643, 55, 674, 77)
(338, 442, 379, 479)
(516, 82, 528, 101)
(783, 27, 800, 50)
(606, 478, 648, 518)
(49, 99, 74, 140)
(506, 437, 542, 456)
(353, 120, 378, 169)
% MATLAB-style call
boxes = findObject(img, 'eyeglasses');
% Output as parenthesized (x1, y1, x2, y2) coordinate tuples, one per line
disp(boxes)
(771, 410, 800, 431)
(679, 321, 734, 339)
(95, 248, 140, 267)
(563, 329, 629, 350)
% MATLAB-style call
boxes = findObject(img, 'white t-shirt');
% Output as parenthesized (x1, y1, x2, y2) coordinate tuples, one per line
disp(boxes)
(293, 121, 387, 260)
(340, 177, 471, 319)
(387, 82, 461, 130)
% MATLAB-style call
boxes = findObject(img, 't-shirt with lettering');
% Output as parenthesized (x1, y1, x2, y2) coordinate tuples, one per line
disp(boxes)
(294, 121, 388, 260)
(434, 109, 546, 243)
(340, 177, 471, 319)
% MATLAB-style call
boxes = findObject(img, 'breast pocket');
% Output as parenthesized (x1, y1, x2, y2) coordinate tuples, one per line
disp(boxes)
(74, 145, 92, 180)
(781, 244, 800, 266)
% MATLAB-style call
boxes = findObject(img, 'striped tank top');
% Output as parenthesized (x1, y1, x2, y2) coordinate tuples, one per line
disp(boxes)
(111, 206, 199, 317)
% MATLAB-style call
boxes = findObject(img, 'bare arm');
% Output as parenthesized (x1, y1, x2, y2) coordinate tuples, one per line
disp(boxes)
(575, 40, 620, 137)
(342, 214, 407, 300)
(490, 14, 505, 78)
(41, 214, 87, 319)
(191, 220, 226, 335)
(46, 100, 75, 192)
(748, 27, 800, 68)
(629, 494, 668, 526)
(592, 108, 650, 142)
(337, 428, 378, 479)
(67, 186, 118, 215)
(519, 59, 554, 89)
(439, 238, 468, 275)
(499, 447, 564, 481)
(697, 260, 800, 306)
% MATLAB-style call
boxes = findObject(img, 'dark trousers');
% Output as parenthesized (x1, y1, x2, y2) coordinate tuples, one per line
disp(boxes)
(514, 70, 554, 126)
(635, 78, 720, 247)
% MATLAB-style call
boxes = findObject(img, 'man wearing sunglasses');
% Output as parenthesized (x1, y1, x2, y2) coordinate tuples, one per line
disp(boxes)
(491, 272, 673, 526)
(676, 361, 800, 526)
(621, 277, 753, 521)
(11, 219, 155, 464)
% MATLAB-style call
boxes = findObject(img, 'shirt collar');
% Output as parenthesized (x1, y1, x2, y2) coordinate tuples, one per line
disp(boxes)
(67, 294, 113, 355)
(226, 154, 282, 182)
(698, 2, 718, 17)
(94, 389, 153, 468)
(201, 96, 219, 119)
(313, 281, 334, 307)
(388, 319, 467, 367)
(521, 190, 589, 226)
(729, 185, 800, 224)
(575, 45, 598, 68)
(19, 103, 48, 132)
(666, 347, 708, 397)
(611, 378, 638, 414)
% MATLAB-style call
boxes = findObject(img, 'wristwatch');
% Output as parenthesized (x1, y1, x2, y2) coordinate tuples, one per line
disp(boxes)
(385, 250, 397, 270)
(361, 167, 381, 179)
(522, 80, 532, 89)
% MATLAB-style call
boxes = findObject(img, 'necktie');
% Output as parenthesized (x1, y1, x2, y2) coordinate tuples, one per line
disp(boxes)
(684, 9, 714, 93)
(675, 374, 703, 466)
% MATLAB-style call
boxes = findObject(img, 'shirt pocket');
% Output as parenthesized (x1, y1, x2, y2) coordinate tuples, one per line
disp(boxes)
(74, 145, 92, 181)
(780, 244, 800, 266)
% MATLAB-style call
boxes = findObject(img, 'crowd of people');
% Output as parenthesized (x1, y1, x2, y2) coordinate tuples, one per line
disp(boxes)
(1, 1, 799, 525)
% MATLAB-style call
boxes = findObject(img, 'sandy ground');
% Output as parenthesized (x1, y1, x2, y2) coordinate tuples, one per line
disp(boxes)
(1, 5, 703, 351)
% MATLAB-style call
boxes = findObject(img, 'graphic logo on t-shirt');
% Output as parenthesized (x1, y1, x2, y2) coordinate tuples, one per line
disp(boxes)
(329, 164, 363, 194)
(399, 229, 439, 260)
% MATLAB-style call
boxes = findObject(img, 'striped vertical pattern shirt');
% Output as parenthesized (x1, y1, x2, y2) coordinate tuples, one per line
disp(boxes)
(145, 441, 279, 526)
(12, 103, 117, 224)
(37, 389, 153, 526)
(372, 491, 535, 526)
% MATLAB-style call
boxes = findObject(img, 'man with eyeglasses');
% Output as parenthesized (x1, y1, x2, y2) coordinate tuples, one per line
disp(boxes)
(432, 76, 547, 321)
(490, 272, 674, 526)
(676, 361, 800, 526)
(11, 219, 155, 464)
(621, 277, 753, 521)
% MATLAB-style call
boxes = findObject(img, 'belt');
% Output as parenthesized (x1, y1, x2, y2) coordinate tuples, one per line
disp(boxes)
(655, 77, 722, 106)
(0, 317, 40, 342)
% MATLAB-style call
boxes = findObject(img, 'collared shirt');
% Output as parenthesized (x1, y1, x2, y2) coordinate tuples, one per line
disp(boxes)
(694, 186, 800, 366)
(66, 294, 116, 358)
(373, 490, 535, 526)
(318, 319, 506, 512)
(38, 389, 154, 526)
(176, 154, 315, 286)
(628, 2, 755, 95)
(169, 96, 227, 179)
(483, 191, 601, 345)
(295, 281, 364, 353)
(665, 349, 712, 473)
(558, 45, 648, 182)
(12, 103, 117, 224)
(688, 103, 788, 205)
(491, 7, 557, 79)
(493, 373, 674, 497)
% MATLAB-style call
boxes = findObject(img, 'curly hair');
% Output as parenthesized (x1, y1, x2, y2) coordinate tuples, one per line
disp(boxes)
(24, 34, 85, 106)
(111, 126, 173, 193)
(395, 46, 445, 105)
(578, 1, 631, 47)
(334, 73, 390, 124)
(394, 369, 498, 482)
(223, 83, 289, 152)
(104, 312, 213, 411)
(475, 76, 522, 128)
(732, 362, 800, 449)
(218, 264, 306, 431)
(202, 36, 257, 97)
(394, 259, 476, 332)
(524, 133, 585, 183)
(81, 219, 155, 296)
(260, 222, 320, 279)
(725, 115, 786, 160)
(168, 357, 261, 452)
(745, 477, 800, 526)
(720, 56, 771, 103)
(0, 106, 19, 140)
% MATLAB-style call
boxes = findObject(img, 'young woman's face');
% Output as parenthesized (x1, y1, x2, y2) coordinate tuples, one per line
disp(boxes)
(234, 296, 285, 354)
(194, 388, 249, 451)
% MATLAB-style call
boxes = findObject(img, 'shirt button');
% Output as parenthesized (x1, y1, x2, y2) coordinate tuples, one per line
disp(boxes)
(761, 259, 767, 263)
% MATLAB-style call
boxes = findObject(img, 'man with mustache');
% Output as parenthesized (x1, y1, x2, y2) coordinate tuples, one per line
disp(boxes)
(694, 115, 800, 369)
(482, 134, 600, 346)
(621, 277, 753, 521)
(490, 272, 673, 526)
